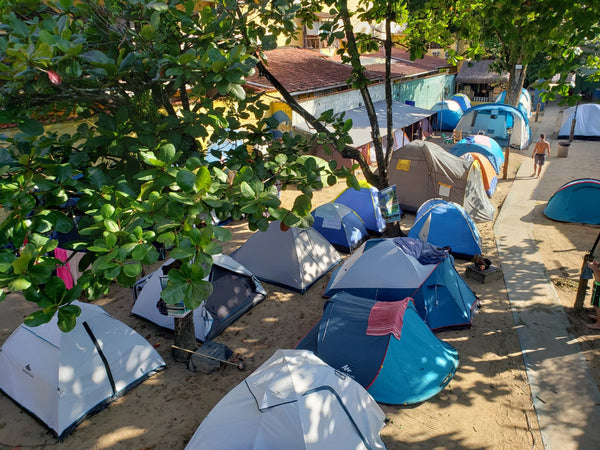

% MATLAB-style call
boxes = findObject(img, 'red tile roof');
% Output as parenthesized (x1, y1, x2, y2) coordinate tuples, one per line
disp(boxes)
(245, 47, 382, 94)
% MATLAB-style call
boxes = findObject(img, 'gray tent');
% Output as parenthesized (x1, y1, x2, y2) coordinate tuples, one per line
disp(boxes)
(132, 254, 267, 342)
(230, 221, 341, 293)
(388, 140, 495, 222)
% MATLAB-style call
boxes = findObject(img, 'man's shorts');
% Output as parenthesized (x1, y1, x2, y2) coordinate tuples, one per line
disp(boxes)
(592, 281, 600, 308)
(535, 154, 546, 166)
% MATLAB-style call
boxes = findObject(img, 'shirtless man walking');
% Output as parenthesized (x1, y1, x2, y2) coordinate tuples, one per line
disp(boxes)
(531, 133, 551, 178)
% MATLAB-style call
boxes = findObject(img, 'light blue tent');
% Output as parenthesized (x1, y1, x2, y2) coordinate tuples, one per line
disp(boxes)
(296, 294, 459, 405)
(333, 181, 386, 234)
(454, 104, 531, 149)
(408, 199, 482, 258)
(450, 93, 472, 112)
(543, 179, 600, 225)
(324, 237, 480, 331)
(431, 100, 463, 131)
(449, 134, 505, 174)
(311, 203, 369, 253)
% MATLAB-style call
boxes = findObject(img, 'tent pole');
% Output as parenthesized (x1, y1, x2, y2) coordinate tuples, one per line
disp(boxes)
(574, 231, 600, 310)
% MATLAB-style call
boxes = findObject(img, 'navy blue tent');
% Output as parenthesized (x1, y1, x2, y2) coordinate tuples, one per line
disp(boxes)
(311, 203, 368, 253)
(324, 238, 479, 330)
(408, 199, 481, 258)
(544, 179, 600, 225)
(333, 182, 386, 234)
(296, 294, 459, 405)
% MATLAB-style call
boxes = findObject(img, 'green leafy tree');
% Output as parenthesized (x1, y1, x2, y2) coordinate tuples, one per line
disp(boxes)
(0, 0, 348, 353)
(404, 0, 600, 105)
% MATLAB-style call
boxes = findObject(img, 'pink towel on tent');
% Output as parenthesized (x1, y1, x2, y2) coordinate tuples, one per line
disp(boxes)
(54, 248, 74, 289)
(367, 298, 413, 339)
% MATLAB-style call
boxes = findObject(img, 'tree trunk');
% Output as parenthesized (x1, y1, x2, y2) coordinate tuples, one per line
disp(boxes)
(505, 59, 527, 107)
(173, 313, 197, 362)
(161, 259, 198, 363)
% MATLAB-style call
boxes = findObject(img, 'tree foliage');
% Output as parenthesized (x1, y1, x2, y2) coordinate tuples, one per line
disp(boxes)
(403, 0, 600, 105)
(0, 0, 350, 331)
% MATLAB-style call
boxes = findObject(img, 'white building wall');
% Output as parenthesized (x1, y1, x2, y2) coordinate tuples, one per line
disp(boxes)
(293, 84, 386, 126)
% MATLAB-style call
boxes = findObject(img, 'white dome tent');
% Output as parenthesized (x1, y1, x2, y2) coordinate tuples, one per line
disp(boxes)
(0, 301, 165, 439)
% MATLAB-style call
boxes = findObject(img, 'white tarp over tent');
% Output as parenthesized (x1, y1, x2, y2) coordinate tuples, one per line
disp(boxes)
(0, 301, 165, 438)
(294, 101, 434, 163)
(558, 103, 600, 140)
(185, 349, 387, 450)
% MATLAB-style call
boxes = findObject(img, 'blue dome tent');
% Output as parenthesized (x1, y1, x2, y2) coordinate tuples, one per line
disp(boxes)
(454, 104, 531, 149)
(450, 93, 471, 112)
(408, 199, 482, 258)
(544, 179, 600, 225)
(449, 134, 505, 174)
(430, 100, 463, 131)
(311, 203, 369, 253)
(296, 294, 459, 405)
(324, 238, 480, 331)
(333, 181, 386, 234)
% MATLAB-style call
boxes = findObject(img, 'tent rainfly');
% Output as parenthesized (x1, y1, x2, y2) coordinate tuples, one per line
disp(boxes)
(132, 254, 267, 342)
(0, 301, 165, 439)
(185, 349, 387, 450)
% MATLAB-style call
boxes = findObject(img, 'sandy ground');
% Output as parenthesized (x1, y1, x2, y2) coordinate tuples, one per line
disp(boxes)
(0, 104, 598, 449)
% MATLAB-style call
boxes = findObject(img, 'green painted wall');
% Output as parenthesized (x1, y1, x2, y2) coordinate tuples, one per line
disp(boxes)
(394, 74, 456, 109)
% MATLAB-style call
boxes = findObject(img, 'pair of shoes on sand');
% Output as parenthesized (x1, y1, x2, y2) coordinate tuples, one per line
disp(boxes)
(587, 315, 600, 329)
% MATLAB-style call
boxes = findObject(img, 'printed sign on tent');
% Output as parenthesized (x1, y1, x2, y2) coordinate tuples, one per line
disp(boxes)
(378, 185, 402, 223)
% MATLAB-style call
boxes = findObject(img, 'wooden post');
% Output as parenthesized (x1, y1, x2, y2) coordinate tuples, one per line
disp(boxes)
(574, 232, 600, 310)
(574, 253, 594, 310)
(502, 147, 510, 180)
(535, 103, 541, 122)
